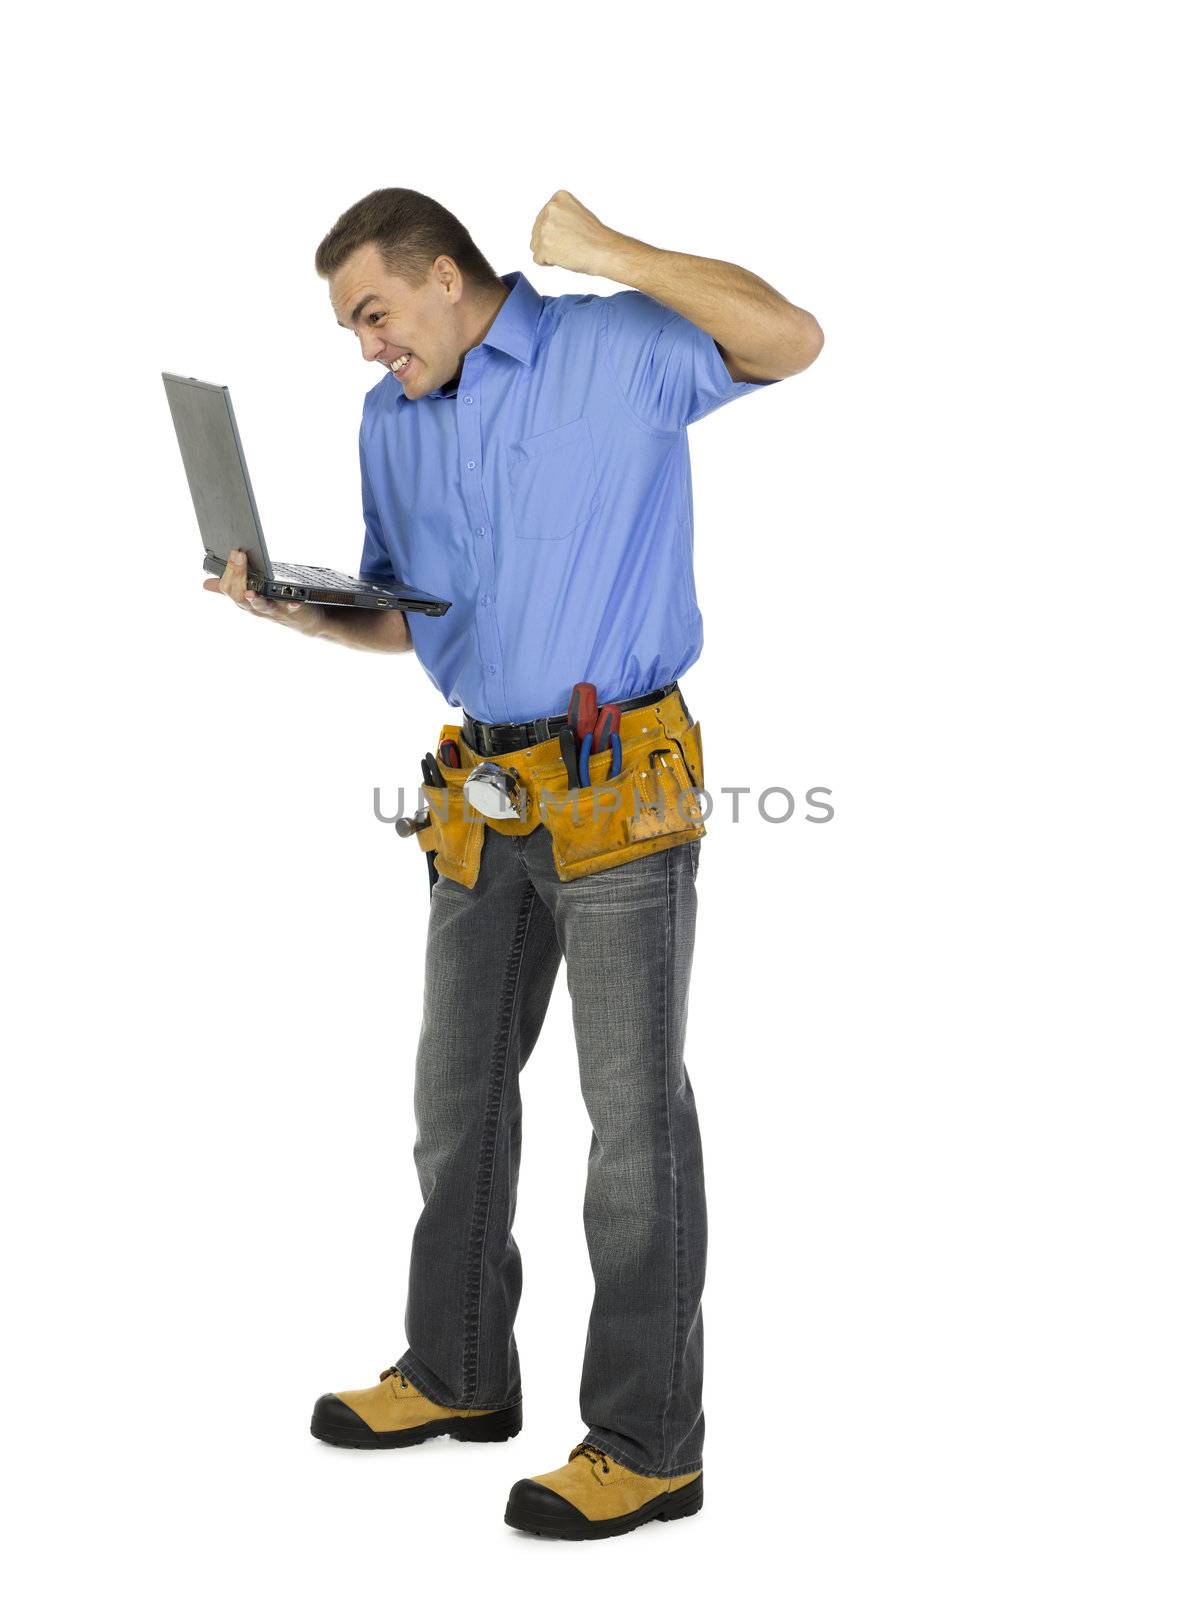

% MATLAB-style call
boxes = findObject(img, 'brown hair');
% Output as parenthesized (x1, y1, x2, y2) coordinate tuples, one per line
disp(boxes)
(314, 188, 501, 290)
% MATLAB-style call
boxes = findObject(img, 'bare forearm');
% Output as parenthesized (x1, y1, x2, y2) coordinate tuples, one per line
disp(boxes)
(312, 603, 414, 653)
(206, 550, 414, 650)
(604, 237, 823, 378)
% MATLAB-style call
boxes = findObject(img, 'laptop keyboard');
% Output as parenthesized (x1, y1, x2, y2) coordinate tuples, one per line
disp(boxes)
(273, 563, 386, 593)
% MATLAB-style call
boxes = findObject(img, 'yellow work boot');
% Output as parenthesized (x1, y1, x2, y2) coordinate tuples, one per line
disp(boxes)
(310, 1365, 522, 1449)
(504, 1442, 703, 1539)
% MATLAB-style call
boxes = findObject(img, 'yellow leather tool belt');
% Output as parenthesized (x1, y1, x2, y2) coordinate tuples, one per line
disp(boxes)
(414, 687, 706, 889)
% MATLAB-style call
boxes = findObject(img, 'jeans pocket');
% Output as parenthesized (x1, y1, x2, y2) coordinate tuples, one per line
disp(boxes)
(508, 416, 599, 540)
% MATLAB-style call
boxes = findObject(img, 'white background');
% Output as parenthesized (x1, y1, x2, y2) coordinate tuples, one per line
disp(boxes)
(3, 2, 1195, 1594)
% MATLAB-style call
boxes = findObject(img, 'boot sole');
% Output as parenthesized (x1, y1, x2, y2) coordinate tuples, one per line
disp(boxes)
(311, 1399, 522, 1449)
(504, 1471, 703, 1539)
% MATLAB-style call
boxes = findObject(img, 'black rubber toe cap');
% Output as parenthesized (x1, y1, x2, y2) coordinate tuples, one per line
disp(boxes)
(310, 1393, 373, 1444)
(505, 1479, 588, 1530)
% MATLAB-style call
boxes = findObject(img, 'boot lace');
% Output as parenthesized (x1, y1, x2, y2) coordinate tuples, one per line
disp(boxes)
(570, 1443, 610, 1474)
(379, 1365, 409, 1387)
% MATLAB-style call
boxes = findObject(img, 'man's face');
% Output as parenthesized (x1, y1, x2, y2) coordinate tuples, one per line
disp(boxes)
(329, 244, 465, 397)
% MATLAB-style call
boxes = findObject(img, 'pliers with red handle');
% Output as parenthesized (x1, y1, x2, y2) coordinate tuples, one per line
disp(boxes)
(587, 702, 623, 784)
(569, 682, 623, 786)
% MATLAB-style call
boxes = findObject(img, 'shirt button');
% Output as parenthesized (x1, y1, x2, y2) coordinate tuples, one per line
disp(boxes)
(488, 664, 497, 675)
(475, 527, 486, 538)
(462, 395, 473, 405)
(466, 460, 476, 470)
(480, 595, 490, 607)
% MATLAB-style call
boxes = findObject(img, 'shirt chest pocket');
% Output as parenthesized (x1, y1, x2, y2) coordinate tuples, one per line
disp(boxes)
(507, 416, 599, 541)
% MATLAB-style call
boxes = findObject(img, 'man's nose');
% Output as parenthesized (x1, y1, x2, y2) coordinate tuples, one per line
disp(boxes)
(359, 331, 386, 362)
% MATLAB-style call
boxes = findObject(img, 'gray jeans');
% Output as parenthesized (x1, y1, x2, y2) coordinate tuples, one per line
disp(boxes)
(394, 822, 706, 1477)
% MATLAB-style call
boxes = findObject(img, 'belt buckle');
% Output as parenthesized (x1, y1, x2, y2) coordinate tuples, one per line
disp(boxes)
(487, 720, 515, 756)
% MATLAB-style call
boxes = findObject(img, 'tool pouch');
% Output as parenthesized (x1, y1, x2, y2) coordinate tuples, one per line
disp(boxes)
(409, 692, 706, 889)
(537, 717, 706, 880)
(416, 733, 487, 889)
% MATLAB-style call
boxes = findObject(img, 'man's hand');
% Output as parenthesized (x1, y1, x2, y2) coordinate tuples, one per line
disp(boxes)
(529, 190, 630, 278)
(203, 547, 413, 652)
(203, 548, 328, 637)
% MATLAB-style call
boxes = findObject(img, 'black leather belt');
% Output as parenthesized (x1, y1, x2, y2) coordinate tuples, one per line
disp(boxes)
(462, 681, 685, 757)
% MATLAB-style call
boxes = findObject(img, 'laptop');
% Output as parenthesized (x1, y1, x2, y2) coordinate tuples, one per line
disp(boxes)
(162, 373, 451, 615)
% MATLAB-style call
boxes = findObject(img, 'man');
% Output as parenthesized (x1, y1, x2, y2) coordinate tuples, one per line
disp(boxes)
(207, 187, 822, 1539)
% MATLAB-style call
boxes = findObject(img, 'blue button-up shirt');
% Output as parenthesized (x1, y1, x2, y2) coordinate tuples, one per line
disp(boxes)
(358, 269, 777, 723)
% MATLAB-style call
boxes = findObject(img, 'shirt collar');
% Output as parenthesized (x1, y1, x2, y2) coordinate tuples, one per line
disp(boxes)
(481, 270, 541, 366)
(409, 270, 542, 402)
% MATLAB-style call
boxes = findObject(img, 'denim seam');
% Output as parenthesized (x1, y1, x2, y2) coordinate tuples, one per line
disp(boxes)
(395, 1350, 521, 1411)
(458, 880, 537, 1406)
(652, 845, 686, 1476)
(394, 1351, 453, 1408)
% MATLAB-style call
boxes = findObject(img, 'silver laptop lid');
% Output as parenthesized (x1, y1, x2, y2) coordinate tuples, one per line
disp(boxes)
(162, 374, 274, 579)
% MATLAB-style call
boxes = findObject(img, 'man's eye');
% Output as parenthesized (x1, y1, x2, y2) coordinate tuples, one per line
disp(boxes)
(368, 312, 384, 325)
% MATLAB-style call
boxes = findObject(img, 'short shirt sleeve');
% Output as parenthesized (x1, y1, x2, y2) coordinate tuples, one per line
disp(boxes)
(601, 288, 779, 432)
(357, 421, 394, 583)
